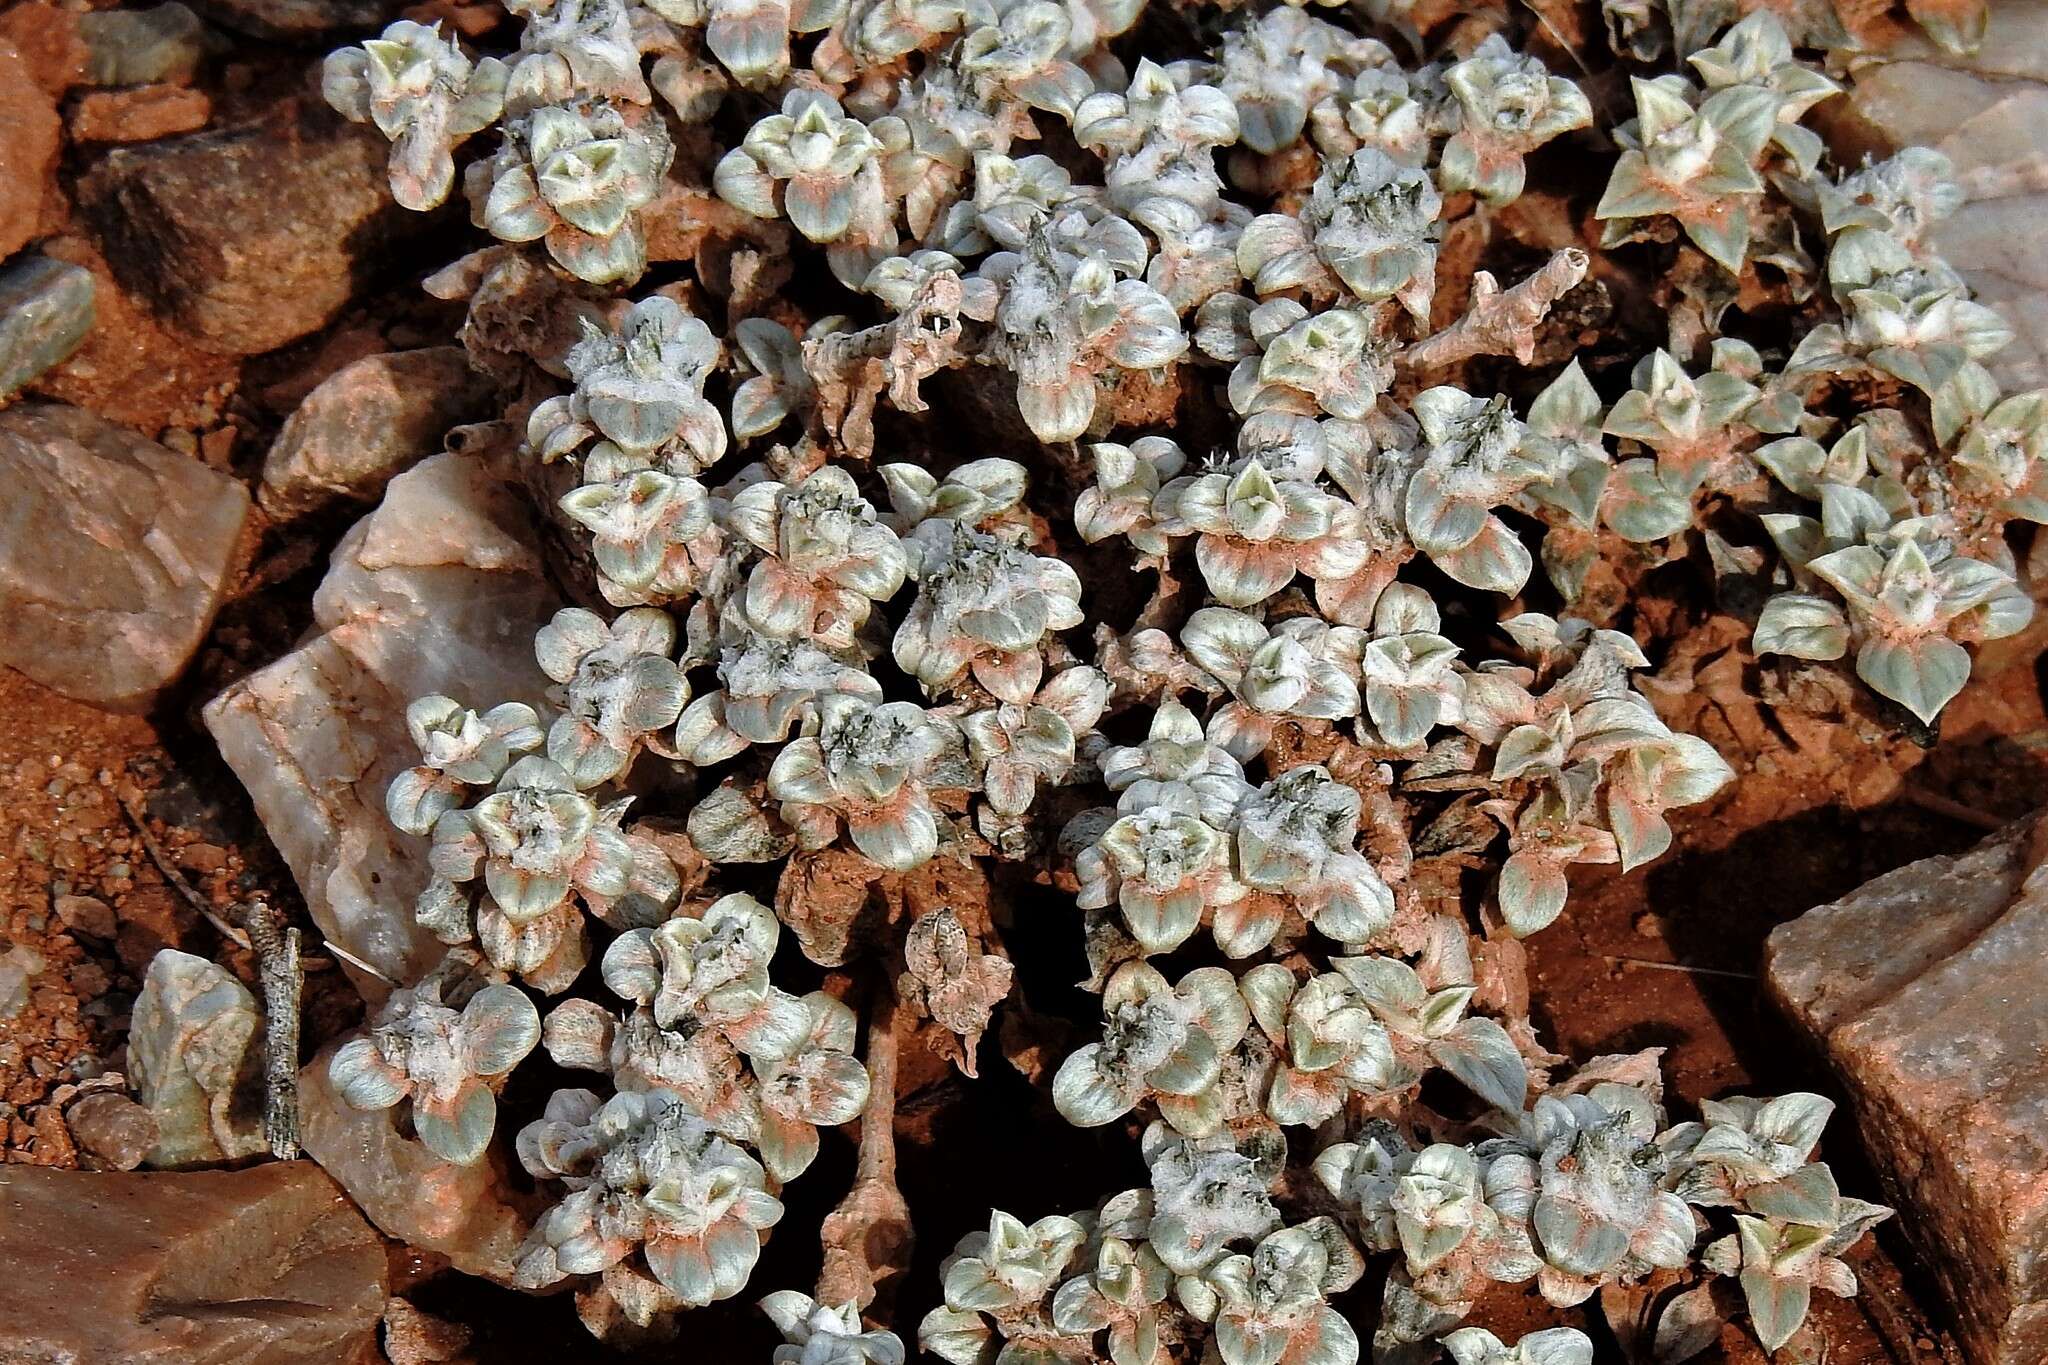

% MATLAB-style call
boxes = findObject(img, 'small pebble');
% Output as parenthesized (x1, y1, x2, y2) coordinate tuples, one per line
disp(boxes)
(54, 894, 116, 940)
(64, 1092, 158, 1170)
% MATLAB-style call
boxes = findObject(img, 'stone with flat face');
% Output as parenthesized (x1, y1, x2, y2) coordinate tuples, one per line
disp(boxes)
(0, 1161, 386, 1363)
(0, 402, 249, 711)
(1765, 814, 2048, 1365)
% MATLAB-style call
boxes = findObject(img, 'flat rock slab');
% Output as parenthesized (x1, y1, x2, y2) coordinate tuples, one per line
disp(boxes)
(203, 452, 561, 989)
(1765, 815, 2048, 1364)
(0, 402, 249, 711)
(79, 101, 425, 356)
(1841, 2, 2048, 392)
(0, 1160, 387, 1363)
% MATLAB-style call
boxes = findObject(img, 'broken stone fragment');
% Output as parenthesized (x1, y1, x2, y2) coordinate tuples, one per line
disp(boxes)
(79, 100, 429, 355)
(68, 84, 213, 144)
(126, 947, 266, 1167)
(300, 1039, 539, 1284)
(204, 453, 562, 990)
(63, 1090, 159, 1170)
(0, 256, 94, 402)
(260, 347, 498, 518)
(1765, 813, 2048, 1365)
(0, 42, 61, 262)
(187, 0, 399, 41)
(0, 1161, 386, 1363)
(0, 402, 250, 711)
(76, 2, 208, 86)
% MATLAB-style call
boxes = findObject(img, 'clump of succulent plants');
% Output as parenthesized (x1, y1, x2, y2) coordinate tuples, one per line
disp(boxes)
(315, 0, 1940, 1353)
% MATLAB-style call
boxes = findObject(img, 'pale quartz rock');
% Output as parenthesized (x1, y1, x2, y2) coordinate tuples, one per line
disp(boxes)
(127, 948, 265, 1168)
(514, 1087, 784, 1304)
(328, 954, 541, 1165)
(1053, 962, 1252, 1136)
(767, 694, 958, 870)
(324, 20, 509, 211)
(472, 99, 672, 284)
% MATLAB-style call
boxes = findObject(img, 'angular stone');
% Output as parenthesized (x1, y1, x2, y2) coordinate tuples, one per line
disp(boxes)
(0, 256, 95, 401)
(299, 1040, 537, 1284)
(64, 1090, 159, 1169)
(69, 84, 213, 144)
(260, 348, 497, 519)
(1840, 2, 2048, 392)
(0, 1161, 386, 1363)
(189, 0, 399, 40)
(0, 402, 250, 711)
(79, 101, 427, 356)
(76, 3, 207, 87)
(1765, 815, 2048, 1365)
(0, 40, 61, 262)
(127, 947, 266, 1168)
(203, 453, 561, 989)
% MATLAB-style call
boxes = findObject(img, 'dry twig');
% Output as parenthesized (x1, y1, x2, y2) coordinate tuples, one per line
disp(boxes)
(1399, 247, 1589, 371)
(816, 985, 914, 1312)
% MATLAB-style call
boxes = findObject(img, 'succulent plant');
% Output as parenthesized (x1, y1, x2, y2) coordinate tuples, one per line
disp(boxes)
(1179, 608, 1362, 759)
(1438, 35, 1590, 206)
(1241, 965, 1402, 1125)
(532, 295, 728, 473)
(919, 1209, 1091, 1363)
(724, 465, 909, 648)
(762, 1291, 908, 1365)
(767, 695, 960, 869)
(894, 520, 1085, 702)
(981, 235, 1189, 442)
(474, 100, 673, 283)
(325, 20, 509, 210)
(644, 0, 847, 84)
(1443, 1326, 1594, 1365)
(535, 606, 689, 785)
(718, 90, 892, 250)
(1074, 60, 1241, 216)
(1054, 963, 1253, 1136)
(1184, 1219, 1364, 1365)
(1699, 1163, 1892, 1352)
(387, 697, 545, 837)
(329, 955, 541, 1163)
(514, 1087, 785, 1303)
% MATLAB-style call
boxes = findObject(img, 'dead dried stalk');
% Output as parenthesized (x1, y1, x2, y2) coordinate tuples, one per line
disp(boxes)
(1399, 247, 1589, 371)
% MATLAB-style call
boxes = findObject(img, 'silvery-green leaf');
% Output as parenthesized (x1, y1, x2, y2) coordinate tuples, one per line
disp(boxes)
(1429, 1016, 1528, 1113)
(1856, 635, 1970, 725)
(414, 1079, 497, 1165)
(1753, 594, 1849, 661)
(1499, 852, 1567, 937)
